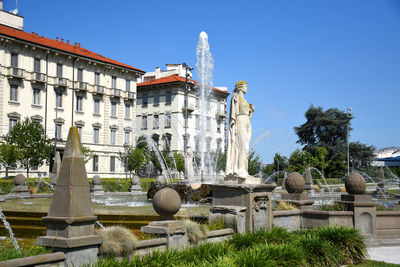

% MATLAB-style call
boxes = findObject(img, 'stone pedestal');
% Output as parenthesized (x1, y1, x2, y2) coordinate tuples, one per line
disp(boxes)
(141, 220, 188, 250)
(281, 193, 314, 210)
(340, 194, 376, 238)
(91, 185, 105, 195)
(13, 185, 30, 196)
(224, 175, 262, 185)
(37, 127, 101, 267)
(304, 168, 314, 193)
(130, 184, 142, 193)
(210, 183, 276, 233)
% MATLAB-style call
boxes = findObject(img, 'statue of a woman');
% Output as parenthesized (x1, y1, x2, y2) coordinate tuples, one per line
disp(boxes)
(184, 145, 194, 182)
(226, 81, 254, 179)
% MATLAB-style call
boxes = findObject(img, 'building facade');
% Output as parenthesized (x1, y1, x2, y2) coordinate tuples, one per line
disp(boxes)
(0, 9, 144, 178)
(137, 64, 229, 176)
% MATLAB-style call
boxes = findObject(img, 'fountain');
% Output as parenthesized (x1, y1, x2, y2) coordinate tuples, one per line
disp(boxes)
(196, 31, 214, 182)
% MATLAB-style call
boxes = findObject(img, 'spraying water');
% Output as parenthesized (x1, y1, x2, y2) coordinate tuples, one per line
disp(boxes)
(196, 31, 214, 181)
(0, 207, 19, 250)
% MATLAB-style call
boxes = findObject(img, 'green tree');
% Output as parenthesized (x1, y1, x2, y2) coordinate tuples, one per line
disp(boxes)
(217, 152, 226, 172)
(349, 141, 376, 169)
(248, 150, 262, 176)
(119, 146, 145, 175)
(174, 152, 184, 173)
(273, 153, 288, 172)
(288, 149, 312, 174)
(81, 145, 95, 164)
(312, 146, 329, 175)
(0, 142, 20, 178)
(8, 118, 52, 177)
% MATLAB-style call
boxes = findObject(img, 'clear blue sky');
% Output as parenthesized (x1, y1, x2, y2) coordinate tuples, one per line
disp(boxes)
(6, 0, 400, 163)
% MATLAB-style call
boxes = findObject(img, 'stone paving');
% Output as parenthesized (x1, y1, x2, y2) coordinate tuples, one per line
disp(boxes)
(368, 246, 400, 264)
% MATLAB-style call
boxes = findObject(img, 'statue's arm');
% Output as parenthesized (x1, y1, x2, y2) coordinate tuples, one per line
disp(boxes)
(249, 103, 255, 118)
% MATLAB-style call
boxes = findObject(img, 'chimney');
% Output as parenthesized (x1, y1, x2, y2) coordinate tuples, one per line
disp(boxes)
(155, 67, 161, 79)
(67, 40, 69, 44)
(0, 1, 3, 10)
(56, 37, 59, 42)
(78, 43, 80, 47)
(74, 42, 77, 46)
(61, 38, 64, 43)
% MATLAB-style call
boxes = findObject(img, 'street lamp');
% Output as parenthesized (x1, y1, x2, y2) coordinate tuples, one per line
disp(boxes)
(182, 62, 193, 181)
(346, 107, 352, 177)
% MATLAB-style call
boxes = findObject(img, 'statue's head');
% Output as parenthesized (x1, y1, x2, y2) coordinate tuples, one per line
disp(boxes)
(234, 81, 247, 94)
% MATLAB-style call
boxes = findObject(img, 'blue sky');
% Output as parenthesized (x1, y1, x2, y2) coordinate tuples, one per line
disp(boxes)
(6, 0, 400, 163)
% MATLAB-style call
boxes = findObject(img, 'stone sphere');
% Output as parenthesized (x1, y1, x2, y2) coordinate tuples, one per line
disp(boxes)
(345, 173, 366, 194)
(285, 172, 305, 193)
(92, 175, 101, 185)
(131, 175, 139, 185)
(14, 174, 26, 186)
(152, 188, 181, 217)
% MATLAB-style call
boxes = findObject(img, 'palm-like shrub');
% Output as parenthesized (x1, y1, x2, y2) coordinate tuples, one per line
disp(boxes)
(98, 226, 137, 257)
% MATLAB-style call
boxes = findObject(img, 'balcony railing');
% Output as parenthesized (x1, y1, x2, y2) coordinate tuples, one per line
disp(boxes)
(112, 89, 121, 97)
(126, 91, 135, 100)
(57, 77, 68, 87)
(95, 85, 105, 94)
(216, 110, 227, 118)
(75, 81, 88, 91)
(31, 72, 46, 83)
(7, 67, 24, 79)
(182, 104, 195, 113)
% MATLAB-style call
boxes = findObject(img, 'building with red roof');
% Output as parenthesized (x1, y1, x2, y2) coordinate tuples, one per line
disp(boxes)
(136, 64, 229, 179)
(0, 6, 144, 178)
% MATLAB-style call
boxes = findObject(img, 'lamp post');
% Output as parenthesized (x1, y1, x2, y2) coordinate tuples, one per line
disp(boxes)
(346, 107, 352, 177)
(182, 63, 193, 181)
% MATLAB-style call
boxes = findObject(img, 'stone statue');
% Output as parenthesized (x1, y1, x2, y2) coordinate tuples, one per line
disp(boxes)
(225, 81, 255, 182)
(185, 145, 194, 182)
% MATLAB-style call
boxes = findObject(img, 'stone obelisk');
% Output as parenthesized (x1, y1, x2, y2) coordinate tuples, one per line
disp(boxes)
(37, 127, 101, 267)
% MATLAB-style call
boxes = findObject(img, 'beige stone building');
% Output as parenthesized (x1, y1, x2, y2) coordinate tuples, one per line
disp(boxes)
(0, 7, 144, 178)
(137, 64, 229, 176)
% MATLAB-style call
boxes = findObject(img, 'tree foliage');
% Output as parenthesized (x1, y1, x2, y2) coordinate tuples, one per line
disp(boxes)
(0, 142, 19, 178)
(273, 153, 288, 172)
(248, 150, 262, 176)
(118, 146, 145, 174)
(287, 149, 312, 174)
(174, 152, 184, 173)
(8, 118, 52, 177)
(217, 152, 226, 172)
(81, 145, 95, 164)
(349, 141, 376, 169)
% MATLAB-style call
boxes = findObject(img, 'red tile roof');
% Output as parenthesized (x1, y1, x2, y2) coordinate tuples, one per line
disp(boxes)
(138, 74, 229, 95)
(0, 24, 144, 73)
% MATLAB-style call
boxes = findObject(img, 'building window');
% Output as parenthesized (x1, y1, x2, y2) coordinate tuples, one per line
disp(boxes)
(152, 134, 159, 147)
(206, 100, 211, 110)
(93, 128, 100, 144)
(34, 58, 40, 73)
(195, 115, 200, 130)
(10, 84, 18, 101)
(9, 119, 17, 132)
(76, 96, 83, 111)
(110, 156, 116, 172)
(154, 91, 159, 105)
(195, 96, 199, 107)
(95, 72, 100, 85)
(56, 92, 62, 108)
(206, 117, 211, 131)
(142, 116, 147, 130)
(206, 139, 211, 151)
(77, 126, 83, 139)
(94, 99, 100, 114)
(165, 134, 171, 151)
(125, 104, 130, 119)
(56, 124, 62, 140)
(33, 89, 40, 105)
(56, 63, 63, 77)
(112, 76, 116, 89)
(125, 131, 130, 145)
(93, 155, 99, 172)
(217, 139, 221, 153)
(217, 118, 222, 133)
(153, 114, 159, 129)
(11, 53, 18, 67)
(110, 129, 116, 145)
(126, 79, 130, 91)
(165, 114, 171, 128)
(166, 91, 171, 104)
(142, 93, 148, 107)
(111, 102, 117, 117)
(77, 68, 83, 81)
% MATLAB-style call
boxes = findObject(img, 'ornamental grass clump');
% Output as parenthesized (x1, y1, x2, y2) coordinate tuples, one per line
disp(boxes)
(182, 219, 208, 244)
(98, 226, 137, 257)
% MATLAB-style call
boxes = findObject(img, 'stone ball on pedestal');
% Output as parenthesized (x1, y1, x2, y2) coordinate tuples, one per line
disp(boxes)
(345, 173, 366, 195)
(131, 175, 140, 185)
(14, 174, 26, 186)
(92, 175, 101, 185)
(152, 188, 181, 218)
(285, 172, 305, 193)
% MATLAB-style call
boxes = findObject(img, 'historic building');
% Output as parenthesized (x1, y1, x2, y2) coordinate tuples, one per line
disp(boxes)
(136, 64, 229, 176)
(0, 7, 144, 177)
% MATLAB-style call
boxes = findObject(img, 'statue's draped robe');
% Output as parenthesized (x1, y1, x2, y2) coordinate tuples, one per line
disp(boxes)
(185, 148, 194, 181)
(226, 93, 253, 178)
